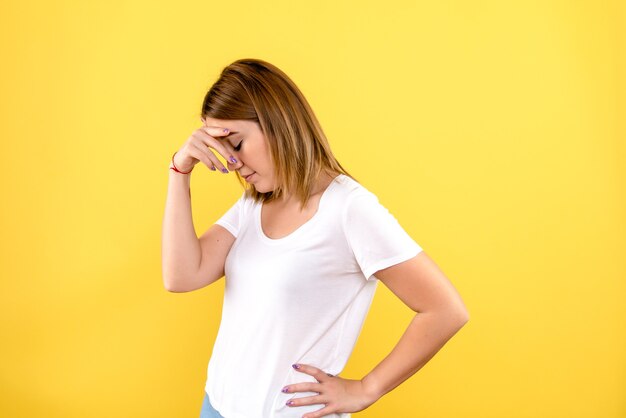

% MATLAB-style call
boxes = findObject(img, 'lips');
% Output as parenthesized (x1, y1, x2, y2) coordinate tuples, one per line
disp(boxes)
(243, 172, 255, 181)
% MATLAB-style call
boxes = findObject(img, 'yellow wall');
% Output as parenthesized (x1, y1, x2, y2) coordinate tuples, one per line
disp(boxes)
(1, 1, 624, 417)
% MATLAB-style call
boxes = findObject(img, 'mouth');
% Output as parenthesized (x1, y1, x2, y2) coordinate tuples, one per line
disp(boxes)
(242, 172, 256, 181)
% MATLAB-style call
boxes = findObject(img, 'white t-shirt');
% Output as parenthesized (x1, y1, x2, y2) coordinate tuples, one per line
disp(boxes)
(205, 173, 423, 418)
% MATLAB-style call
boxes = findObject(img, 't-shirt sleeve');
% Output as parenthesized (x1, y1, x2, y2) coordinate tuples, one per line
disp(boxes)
(342, 191, 423, 281)
(214, 191, 246, 238)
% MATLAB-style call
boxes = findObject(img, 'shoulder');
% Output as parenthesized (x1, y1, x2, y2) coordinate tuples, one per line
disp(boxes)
(332, 174, 378, 203)
(329, 174, 385, 224)
(334, 174, 379, 212)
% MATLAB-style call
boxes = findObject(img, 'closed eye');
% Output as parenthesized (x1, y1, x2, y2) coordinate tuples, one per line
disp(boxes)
(234, 140, 243, 152)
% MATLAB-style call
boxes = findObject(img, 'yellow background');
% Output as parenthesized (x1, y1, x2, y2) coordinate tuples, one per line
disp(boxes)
(1, 1, 624, 417)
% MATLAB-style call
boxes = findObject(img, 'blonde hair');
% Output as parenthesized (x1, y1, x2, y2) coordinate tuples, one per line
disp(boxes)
(200, 58, 356, 209)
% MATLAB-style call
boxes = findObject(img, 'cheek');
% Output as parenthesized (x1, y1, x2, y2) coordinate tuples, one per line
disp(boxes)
(249, 150, 269, 169)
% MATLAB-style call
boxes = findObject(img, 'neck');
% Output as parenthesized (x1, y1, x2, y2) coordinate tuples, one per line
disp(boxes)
(275, 171, 337, 205)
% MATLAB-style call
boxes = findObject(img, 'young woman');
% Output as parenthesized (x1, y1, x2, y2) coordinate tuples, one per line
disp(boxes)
(162, 58, 469, 418)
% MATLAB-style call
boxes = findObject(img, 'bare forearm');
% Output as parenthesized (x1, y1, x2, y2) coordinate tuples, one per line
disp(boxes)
(361, 311, 468, 401)
(161, 170, 201, 290)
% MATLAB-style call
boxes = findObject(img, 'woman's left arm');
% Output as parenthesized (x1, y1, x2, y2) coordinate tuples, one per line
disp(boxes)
(360, 250, 470, 401)
(286, 251, 469, 417)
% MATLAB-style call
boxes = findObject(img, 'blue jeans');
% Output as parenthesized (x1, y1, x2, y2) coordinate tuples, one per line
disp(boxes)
(200, 391, 225, 418)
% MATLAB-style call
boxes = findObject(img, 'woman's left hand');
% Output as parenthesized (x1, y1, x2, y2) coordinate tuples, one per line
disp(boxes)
(283, 363, 378, 417)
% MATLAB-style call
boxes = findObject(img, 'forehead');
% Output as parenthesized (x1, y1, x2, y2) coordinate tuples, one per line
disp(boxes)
(202, 117, 253, 133)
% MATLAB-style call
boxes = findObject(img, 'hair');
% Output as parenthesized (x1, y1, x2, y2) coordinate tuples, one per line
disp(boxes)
(199, 58, 356, 209)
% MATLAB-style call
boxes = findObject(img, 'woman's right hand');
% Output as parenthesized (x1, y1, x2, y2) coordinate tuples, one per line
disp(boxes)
(172, 125, 238, 174)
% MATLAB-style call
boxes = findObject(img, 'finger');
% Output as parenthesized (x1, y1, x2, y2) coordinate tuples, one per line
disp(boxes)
(220, 136, 237, 155)
(293, 363, 318, 375)
(194, 131, 237, 171)
(226, 160, 239, 172)
(203, 125, 231, 137)
(203, 124, 236, 160)
(302, 404, 337, 418)
(219, 138, 240, 166)
(285, 394, 326, 407)
(191, 132, 231, 173)
(188, 142, 221, 172)
(293, 364, 333, 383)
(281, 382, 321, 394)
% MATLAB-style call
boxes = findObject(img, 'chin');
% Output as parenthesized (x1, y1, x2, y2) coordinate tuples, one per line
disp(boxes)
(252, 181, 274, 194)
(250, 177, 277, 194)
(253, 185, 272, 193)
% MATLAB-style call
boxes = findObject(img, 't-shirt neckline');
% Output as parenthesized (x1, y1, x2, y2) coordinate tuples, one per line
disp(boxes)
(255, 174, 344, 244)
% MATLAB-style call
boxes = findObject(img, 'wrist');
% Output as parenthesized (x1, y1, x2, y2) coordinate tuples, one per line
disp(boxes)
(360, 375, 384, 404)
(169, 163, 191, 174)
(170, 151, 193, 174)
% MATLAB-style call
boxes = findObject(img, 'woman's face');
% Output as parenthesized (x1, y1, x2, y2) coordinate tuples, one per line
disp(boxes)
(202, 117, 276, 193)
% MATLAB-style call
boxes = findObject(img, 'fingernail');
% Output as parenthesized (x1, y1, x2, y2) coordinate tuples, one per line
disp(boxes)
(229, 156, 237, 163)
(221, 168, 229, 173)
(223, 128, 229, 133)
(281, 386, 289, 393)
(210, 166, 216, 171)
(286, 400, 294, 406)
(292, 364, 300, 369)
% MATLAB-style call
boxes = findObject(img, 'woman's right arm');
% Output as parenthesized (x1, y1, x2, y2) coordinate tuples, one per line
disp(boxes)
(161, 124, 239, 292)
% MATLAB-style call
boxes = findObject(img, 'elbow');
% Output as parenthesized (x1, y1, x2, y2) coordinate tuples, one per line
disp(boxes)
(163, 279, 177, 293)
(164, 284, 179, 293)
(455, 309, 470, 327)
(451, 298, 470, 326)
(420, 307, 469, 328)
(163, 275, 185, 293)
(459, 311, 470, 326)
(439, 307, 469, 329)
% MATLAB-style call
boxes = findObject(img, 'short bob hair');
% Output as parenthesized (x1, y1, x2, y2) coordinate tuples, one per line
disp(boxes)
(199, 58, 355, 209)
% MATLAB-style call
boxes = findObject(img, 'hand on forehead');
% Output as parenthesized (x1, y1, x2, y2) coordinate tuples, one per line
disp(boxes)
(202, 117, 238, 132)
(202, 117, 261, 135)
